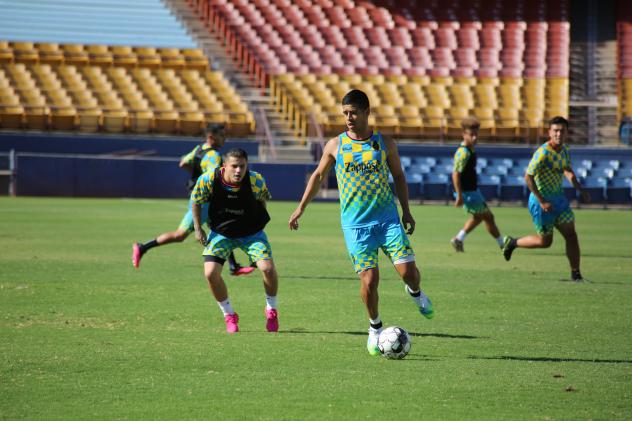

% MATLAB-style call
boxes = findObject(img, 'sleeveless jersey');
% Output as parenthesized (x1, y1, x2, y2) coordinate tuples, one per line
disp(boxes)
(453, 144, 478, 191)
(334, 131, 399, 228)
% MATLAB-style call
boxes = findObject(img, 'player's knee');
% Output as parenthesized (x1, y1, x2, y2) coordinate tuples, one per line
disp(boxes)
(259, 263, 276, 280)
(174, 231, 189, 242)
(360, 271, 379, 291)
(540, 236, 553, 248)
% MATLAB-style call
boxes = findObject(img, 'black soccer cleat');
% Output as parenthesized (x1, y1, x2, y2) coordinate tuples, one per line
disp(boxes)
(502, 236, 517, 261)
(571, 270, 584, 282)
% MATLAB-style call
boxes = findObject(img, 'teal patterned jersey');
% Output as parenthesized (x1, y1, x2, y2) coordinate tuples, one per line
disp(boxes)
(334, 131, 399, 228)
(192, 169, 271, 204)
(182, 145, 222, 174)
(526, 142, 572, 197)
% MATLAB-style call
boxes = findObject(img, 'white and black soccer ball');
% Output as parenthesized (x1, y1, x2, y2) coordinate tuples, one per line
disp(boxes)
(377, 326, 412, 359)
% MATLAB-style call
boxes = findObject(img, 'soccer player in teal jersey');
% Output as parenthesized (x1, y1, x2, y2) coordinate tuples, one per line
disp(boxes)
(289, 90, 434, 356)
(191, 148, 279, 333)
(450, 118, 504, 252)
(132, 123, 252, 276)
(502, 116, 591, 281)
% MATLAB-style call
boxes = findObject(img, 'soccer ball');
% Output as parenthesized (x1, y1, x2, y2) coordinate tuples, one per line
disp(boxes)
(377, 326, 411, 359)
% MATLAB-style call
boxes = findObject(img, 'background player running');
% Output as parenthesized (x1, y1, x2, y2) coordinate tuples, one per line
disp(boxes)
(450, 118, 504, 252)
(132, 123, 253, 276)
(502, 116, 590, 281)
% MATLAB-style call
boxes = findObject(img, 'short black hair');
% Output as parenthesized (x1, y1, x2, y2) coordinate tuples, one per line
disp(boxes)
(205, 122, 225, 136)
(342, 89, 370, 110)
(224, 148, 248, 162)
(549, 116, 569, 129)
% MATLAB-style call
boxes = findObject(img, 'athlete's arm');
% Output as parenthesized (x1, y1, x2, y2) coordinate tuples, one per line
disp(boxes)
(288, 137, 338, 230)
(179, 147, 196, 173)
(191, 173, 211, 245)
(452, 171, 463, 207)
(525, 173, 552, 212)
(385, 137, 415, 235)
(564, 168, 590, 202)
(192, 202, 207, 246)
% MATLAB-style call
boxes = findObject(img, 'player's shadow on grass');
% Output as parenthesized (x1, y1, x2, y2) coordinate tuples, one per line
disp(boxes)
(468, 355, 632, 364)
(284, 329, 481, 339)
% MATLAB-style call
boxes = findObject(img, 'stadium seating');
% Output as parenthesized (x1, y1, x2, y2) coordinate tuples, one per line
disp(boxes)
(394, 153, 632, 203)
(191, 0, 570, 141)
(0, 42, 254, 135)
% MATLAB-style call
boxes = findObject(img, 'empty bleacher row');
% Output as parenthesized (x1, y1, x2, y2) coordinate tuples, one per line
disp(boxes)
(392, 154, 632, 204)
(271, 73, 567, 139)
(0, 42, 254, 135)
(191, 0, 570, 141)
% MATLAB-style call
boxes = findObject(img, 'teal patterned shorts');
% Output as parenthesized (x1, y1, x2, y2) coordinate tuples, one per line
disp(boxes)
(342, 221, 415, 273)
(203, 230, 272, 264)
(456, 190, 490, 215)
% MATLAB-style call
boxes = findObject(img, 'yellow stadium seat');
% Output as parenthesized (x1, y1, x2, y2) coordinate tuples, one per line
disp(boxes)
(134, 47, 162, 68)
(158, 48, 186, 69)
(24, 105, 49, 130)
(0, 41, 14, 63)
(77, 108, 102, 132)
(87, 45, 114, 67)
(11, 41, 39, 64)
(422, 105, 446, 137)
(154, 110, 179, 134)
(0, 105, 24, 128)
(397, 105, 423, 137)
(181, 48, 208, 70)
(111, 46, 138, 68)
(51, 107, 77, 130)
(180, 111, 205, 135)
(103, 109, 128, 132)
(373, 104, 398, 136)
(62, 44, 89, 66)
(36, 43, 64, 65)
(129, 110, 154, 133)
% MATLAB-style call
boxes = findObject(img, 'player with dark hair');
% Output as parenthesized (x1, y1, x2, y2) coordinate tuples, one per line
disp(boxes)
(450, 117, 504, 252)
(502, 116, 590, 281)
(192, 148, 279, 333)
(289, 89, 434, 356)
(132, 123, 253, 276)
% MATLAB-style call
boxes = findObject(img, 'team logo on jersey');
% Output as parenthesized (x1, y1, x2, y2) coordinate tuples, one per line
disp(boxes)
(345, 161, 380, 175)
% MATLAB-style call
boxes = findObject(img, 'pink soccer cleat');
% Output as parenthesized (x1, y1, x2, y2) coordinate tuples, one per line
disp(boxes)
(132, 243, 142, 268)
(230, 265, 256, 276)
(224, 313, 239, 333)
(265, 309, 278, 332)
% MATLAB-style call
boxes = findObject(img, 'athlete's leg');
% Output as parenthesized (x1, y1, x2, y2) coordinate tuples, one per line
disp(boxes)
(156, 228, 190, 245)
(256, 258, 278, 297)
(556, 222, 580, 272)
(516, 233, 553, 248)
(394, 261, 434, 319)
(394, 260, 420, 292)
(358, 268, 380, 320)
(464, 214, 483, 233)
(480, 211, 501, 237)
(242, 231, 278, 331)
(204, 260, 228, 302)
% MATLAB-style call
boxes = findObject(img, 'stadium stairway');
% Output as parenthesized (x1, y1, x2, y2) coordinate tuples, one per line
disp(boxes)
(568, 0, 618, 145)
(164, 0, 312, 162)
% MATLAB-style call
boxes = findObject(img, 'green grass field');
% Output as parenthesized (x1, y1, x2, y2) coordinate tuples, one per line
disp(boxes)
(1, 197, 631, 420)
